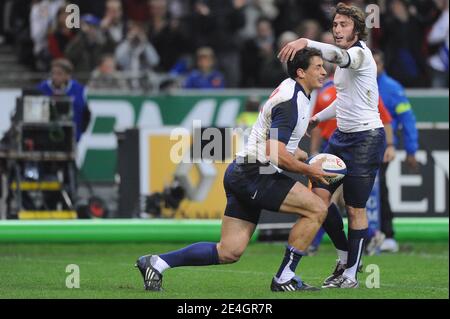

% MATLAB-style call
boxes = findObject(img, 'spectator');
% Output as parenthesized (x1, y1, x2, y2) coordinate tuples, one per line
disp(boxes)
(1, 0, 31, 45)
(88, 54, 127, 90)
(190, 0, 246, 87)
(147, 0, 191, 72)
(115, 20, 160, 72)
(240, 16, 276, 87)
(37, 58, 91, 142)
(257, 30, 296, 88)
(100, 0, 127, 53)
(65, 14, 109, 80)
(123, 0, 150, 22)
(70, 0, 106, 18)
(166, 0, 192, 20)
(6, 0, 36, 68)
(30, 0, 65, 70)
(47, 6, 76, 60)
(380, 0, 429, 87)
(295, 19, 322, 41)
(273, 0, 331, 37)
(183, 47, 225, 89)
(238, 0, 278, 40)
(115, 20, 160, 89)
(427, 0, 449, 88)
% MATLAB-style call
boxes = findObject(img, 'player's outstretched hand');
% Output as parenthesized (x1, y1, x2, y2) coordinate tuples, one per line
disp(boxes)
(306, 116, 320, 137)
(278, 38, 308, 62)
(307, 158, 337, 186)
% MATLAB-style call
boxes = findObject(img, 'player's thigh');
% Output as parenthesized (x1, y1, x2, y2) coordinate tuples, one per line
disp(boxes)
(218, 215, 256, 259)
(279, 182, 327, 218)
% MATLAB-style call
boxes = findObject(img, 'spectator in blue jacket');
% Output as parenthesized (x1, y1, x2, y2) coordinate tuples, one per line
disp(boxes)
(373, 50, 419, 253)
(183, 47, 225, 89)
(37, 58, 91, 142)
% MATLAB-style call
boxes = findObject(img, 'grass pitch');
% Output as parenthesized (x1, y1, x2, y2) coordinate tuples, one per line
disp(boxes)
(0, 241, 447, 299)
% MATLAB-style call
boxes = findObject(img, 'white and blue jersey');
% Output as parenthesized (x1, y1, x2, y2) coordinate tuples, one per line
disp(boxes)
(236, 78, 311, 166)
(306, 39, 386, 208)
(225, 78, 310, 224)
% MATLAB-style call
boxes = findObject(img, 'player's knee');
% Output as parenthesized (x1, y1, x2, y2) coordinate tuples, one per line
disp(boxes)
(347, 206, 365, 219)
(312, 201, 328, 224)
(217, 245, 242, 264)
(220, 251, 241, 264)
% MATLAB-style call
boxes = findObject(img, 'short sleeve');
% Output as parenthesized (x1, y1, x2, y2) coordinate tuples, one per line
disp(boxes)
(342, 46, 365, 69)
(269, 101, 297, 145)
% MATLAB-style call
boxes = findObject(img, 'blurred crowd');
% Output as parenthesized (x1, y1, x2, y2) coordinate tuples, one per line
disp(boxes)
(0, 0, 448, 90)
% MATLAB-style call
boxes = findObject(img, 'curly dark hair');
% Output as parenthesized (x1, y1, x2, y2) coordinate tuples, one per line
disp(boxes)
(332, 2, 368, 41)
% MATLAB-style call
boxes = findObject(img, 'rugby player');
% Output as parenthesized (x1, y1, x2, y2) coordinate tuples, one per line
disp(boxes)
(135, 48, 335, 292)
(279, 2, 386, 288)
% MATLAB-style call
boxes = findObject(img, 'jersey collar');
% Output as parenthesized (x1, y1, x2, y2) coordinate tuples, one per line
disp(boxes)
(351, 40, 363, 49)
(295, 82, 311, 100)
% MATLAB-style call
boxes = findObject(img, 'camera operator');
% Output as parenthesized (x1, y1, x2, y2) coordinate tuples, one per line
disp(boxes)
(37, 58, 91, 142)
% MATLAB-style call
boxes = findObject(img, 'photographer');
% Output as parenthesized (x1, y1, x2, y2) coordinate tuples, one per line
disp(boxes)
(115, 21, 160, 73)
(37, 58, 91, 142)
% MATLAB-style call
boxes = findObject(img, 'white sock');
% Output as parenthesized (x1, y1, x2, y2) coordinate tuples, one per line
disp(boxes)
(275, 266, 295, 284)
(337, 249, 348, 265)
(343, 263, 358, 280)
(151, 255, 171, 274)
(343, 239, 364, 280)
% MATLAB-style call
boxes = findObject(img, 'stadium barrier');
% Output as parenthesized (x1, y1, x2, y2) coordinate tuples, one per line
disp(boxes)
(0, 217, 447, 243)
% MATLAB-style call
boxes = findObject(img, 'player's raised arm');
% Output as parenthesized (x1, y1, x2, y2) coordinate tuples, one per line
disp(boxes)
(279, 38, 364, 70)
(279, 2, 368, 71)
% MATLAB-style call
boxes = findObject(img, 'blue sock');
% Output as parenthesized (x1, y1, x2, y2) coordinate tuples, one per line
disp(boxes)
(275, 245, 306, 283)
(311, 227, 326, 248)
(343, 228, 368, 280)
(322, 203, 348, 252)
(159, 242, 219, 268)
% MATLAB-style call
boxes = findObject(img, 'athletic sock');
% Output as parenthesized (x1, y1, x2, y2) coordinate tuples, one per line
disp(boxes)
(322, 203, 348, 262)
(311, 227, 326, 248)
(275, 245, 306, 284)
(151, 255, 170, 273)
(337, 249, 348, 265)
(343, 228, 367, 280)
(156, 242, 219, 273)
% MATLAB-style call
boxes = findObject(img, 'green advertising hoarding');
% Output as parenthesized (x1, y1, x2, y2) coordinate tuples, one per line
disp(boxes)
(81, 91, 449, 182)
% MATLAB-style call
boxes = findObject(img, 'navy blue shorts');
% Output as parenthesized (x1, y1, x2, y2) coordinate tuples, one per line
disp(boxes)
(223, 160, 297, 224)
(312, 128, 386, 208)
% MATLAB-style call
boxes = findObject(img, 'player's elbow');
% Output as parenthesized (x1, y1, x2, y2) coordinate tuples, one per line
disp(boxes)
(266, 140, 291, 169)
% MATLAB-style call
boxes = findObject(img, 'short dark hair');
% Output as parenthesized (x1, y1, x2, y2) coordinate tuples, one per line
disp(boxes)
(287, 47, 323, 79)
(332, 2, 368, 41)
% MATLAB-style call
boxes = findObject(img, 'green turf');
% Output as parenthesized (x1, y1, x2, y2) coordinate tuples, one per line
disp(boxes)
(0, 242, 448, 299)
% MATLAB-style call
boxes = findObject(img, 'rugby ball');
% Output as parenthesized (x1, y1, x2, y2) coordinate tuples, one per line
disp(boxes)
(306, 153, 347, 184)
